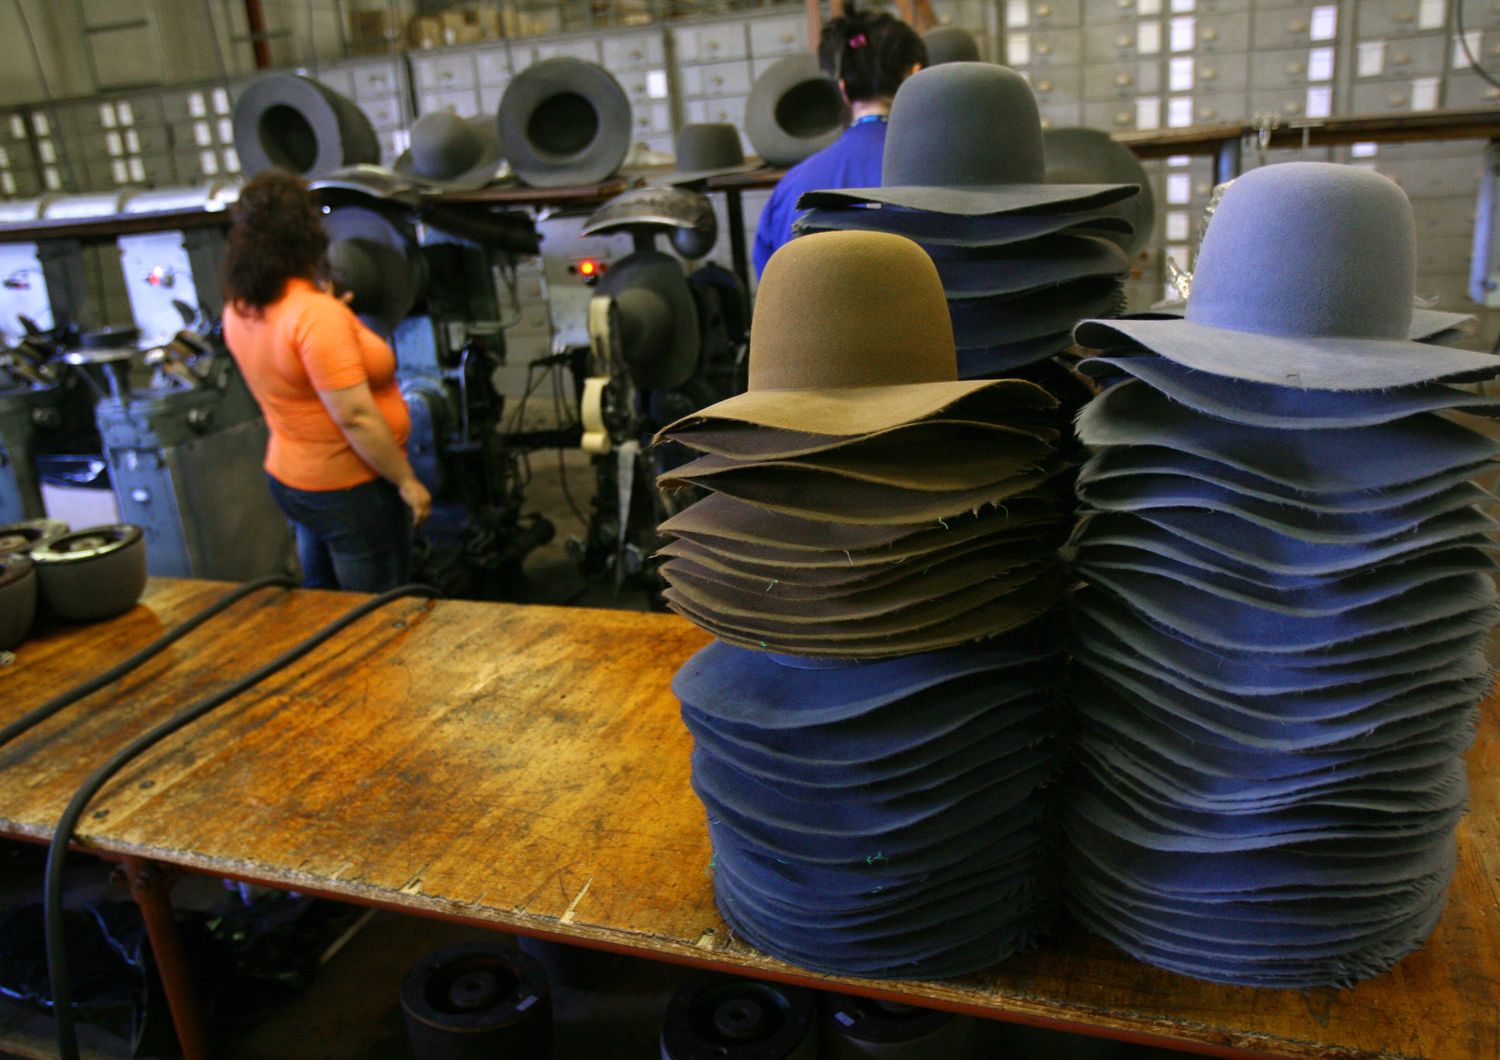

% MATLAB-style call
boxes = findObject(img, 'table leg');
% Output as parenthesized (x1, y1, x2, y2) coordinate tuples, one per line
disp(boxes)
(724, 187, 751, 295)
(123, 857, 211, 1060)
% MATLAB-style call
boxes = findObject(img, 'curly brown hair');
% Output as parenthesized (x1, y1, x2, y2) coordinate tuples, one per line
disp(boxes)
(222, 169, 327, 316)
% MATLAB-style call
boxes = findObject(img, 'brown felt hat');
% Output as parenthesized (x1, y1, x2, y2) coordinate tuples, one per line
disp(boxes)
(658, 231, 1014, 438)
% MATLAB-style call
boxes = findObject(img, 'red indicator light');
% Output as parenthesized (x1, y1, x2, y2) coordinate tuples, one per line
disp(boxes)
(578, 259, 599, 277)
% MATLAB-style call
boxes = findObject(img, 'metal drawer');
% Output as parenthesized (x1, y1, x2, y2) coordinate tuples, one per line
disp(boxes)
(1083, 99, 1149, 131)
(1248, 85, 1332, 120)
(1444, 72, 1500, 108)
(1411, 196, 1481, 239)
(1377, 156, 1481, 200)
(1353, 35, 1447, 78)
(748, 15, 806, 57)
(680, 62, 753, 99)
(1252, 3, 1342, 49)
(1416, 235, 1475, 275)
(361, 96, 405, 129)
(1187, 11, 1251, 51)
(1187, 90, 1249, 124)
(420, 89, 480, 119)
(684, 96, 748, 128)
(478, 83, 506, 115)
(1195, 51, 1250, 91)
(1083, 59, 1163, 100)
(1350, 76, 1444, 113)
(618, 68, 671, 103)
(1037, 101, 1085, 129)
(1249, 44, 1339, 90)
(1356, 0, 1451, 39)
(675, 23, 749, 63)
(603, 32, 664, 71)
(1028, 66, 1083, 102)
(1082, 23, 1162, 64)
(412, 53, 476, 92)
(1012, 28, 1086, 66)
(1082, 0, 1140, 25)
(1028, 0, 1085, 28)
(350, 61, 402, 101)
(632, 102, 672, 137)
(475, 47, 512, 86)
(532, 38, 604, 64)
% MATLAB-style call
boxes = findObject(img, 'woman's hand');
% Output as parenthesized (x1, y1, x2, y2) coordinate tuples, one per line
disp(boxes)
(398, 475, 432, 527)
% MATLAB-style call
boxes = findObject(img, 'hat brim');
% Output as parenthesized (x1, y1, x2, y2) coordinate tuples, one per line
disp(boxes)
(933, 234, 1129, 299)
(797, 182, 1138, 217)
(498, 58, 631, 188)
(1410, 307, 1476, 342)
(663, 162, 762, 186)
(232, 74, 379, 179)
(744, 55, 849, 168)
(393, 116, 505, 191)
(597, 250, 699, 391)
(795, 204, 1134, 248)
(1074, 316, 1500, 391)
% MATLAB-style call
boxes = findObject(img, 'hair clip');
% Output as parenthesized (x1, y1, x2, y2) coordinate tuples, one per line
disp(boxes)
(849, 32, 869, 49)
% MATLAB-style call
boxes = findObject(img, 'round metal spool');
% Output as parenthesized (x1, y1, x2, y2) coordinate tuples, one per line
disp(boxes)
(31, 524, 146, 622)
(400, 941, 552, 1060)
(822, 995, 978, 1059)
(660, 975, 817, 1060)
(0, 553, 36, 650)
(0, 519, 69, 557)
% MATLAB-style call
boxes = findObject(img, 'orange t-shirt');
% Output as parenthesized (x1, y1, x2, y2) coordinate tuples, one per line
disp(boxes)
(224, 278, 411, 492)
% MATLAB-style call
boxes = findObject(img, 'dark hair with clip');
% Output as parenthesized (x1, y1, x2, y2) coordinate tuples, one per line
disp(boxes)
(222, 169, 328, 316)
(818, 3, 926, 103)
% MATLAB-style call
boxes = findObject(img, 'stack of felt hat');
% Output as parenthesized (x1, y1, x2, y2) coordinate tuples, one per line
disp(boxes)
(793, 64, 1139, 383)
(658, 230, 1074, 978)
(1062, 161, 1500, 988)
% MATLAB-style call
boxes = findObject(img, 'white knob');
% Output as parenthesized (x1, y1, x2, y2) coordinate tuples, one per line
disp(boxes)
(1115, 72, 1133, 86)
(1289, 17, 1307, 31)
(1036, 41, 1053, 54)
(1202, 27, 1219, 41)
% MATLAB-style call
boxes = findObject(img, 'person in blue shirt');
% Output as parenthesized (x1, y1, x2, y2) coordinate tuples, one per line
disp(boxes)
(752, 6, 926, 275)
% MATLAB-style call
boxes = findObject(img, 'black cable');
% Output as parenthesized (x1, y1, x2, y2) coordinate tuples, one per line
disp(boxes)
(1457, 0, 1500, 92)
(0, 576, 294, 752)
(46, 583, 439, 1060)
(551, 360, 588, 526)
(11, 0, 78, 192)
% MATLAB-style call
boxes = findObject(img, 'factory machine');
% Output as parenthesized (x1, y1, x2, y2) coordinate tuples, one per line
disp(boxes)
(319, 172, 556, 598)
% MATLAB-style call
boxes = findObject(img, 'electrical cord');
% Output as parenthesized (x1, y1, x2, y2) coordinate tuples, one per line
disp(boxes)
(0, 576, 294, 752)
(1457, 0, 1500, 92)
(11, 0, 78, 192)
(46, 583, 440, 1060)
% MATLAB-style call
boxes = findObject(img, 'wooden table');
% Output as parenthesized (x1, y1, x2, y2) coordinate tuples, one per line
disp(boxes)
(1, 579, 1495, 1060)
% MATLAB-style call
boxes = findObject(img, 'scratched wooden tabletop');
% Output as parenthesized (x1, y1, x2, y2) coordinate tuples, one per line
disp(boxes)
(0, 579, 1494, 1060)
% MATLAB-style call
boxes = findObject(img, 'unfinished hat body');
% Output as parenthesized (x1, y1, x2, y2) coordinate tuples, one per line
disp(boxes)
(661, 229, 1075, 977)
(1062, 161, 1500, 989)
(394, 111, 503, 190)
(1043, 126, 1157, 258)
(667, 123, 757, 185)
(744, 54, 849, 168)
(923, 25, 982, 65)
(792, 65, 1138, 378)
(498, 57, 631, 187)
(233, 73, 380, 179)
(323, 204, 425, 334)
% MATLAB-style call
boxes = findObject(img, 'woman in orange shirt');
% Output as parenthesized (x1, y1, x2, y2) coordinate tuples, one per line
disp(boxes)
(222, 171, 431, 591)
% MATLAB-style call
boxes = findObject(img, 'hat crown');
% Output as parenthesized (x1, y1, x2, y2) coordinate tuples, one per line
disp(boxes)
(327, 238, 384, 314)
(410, 112, 483, 177)
(675, 123, 746, 173)
(1185, 162, 1416, 340)
(882, 64, 1044, 187)
(749, 232, 956, 390)
(922, 26, 982, 66)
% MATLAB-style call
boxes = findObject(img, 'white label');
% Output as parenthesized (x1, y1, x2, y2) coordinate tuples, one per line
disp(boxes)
(31, 113, 48, 136)
(1358, 41, 1386, 77)
(98, 103, 116, 128)
(194, 120, 212, 147)
(1310, 5, 1337, 41)
(188, 92, 207, 118)
(1411, 75, 1440, 111)
(1169, 16, 1195, 52)
(200, 148, 219, 175)
(128, 156, 144, 182)
(0, 147, 9, 167)
(43, 166, 60, 191)
(1454, 31, 1482, 68)
(1137, 0, 1162, 13)
(124, 129, 139, 154)
(38, 139, 54, 164)
(1, 172, 15, 196)
(646, 69, 668, 98)
(106, 131, 123, 156)
(1007, 32, 1031, 65)
(1006, 0, 1029, 28)
(217, 117, 234, 143)
(1306, 85, 1333, 117)
(117, 101, 133, 125)
(9, 115, 24, 139)
(111, 159, 128, 184)
(1137, 21, 1161, 54)
(1167, 172, 1191, 204)
(1351, 141, 1379, 158)
(1136, 96, 1162, 128)
(1419, 0, 1446, 30)
(1167, 95, 1194, 126)
(225, 147, 241, 173)
(1167, 153, 1191, 167)
(1166, 210, 1191, 241)
(1308, 46, 1335, 82)
(1170, 0, 1193, 10)
(212, 87, 231, 114)
(1169, 56, 1195, 90)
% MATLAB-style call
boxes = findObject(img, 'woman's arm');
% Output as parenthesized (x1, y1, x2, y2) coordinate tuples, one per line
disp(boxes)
(318, 381, 432, 526)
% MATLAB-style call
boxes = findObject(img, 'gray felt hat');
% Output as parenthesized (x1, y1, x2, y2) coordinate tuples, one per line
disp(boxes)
(594, 249, 700, 391)
(497, 58, 631, 188)
(232, 73, 379, 180)
(744, 54, 849, 168)
(1074, 163, 1500, 390)
(923, 25, 982, 65)
(323, 204, 425, 335)
(666, 123, 757, 185)
(395, 111, 503, 191)
(796, 64, 1136, 218)
(1043, 127, 1156, 258)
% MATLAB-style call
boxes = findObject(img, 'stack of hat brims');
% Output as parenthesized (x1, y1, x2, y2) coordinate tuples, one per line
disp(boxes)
(0, 521, 147, 649)
(659, 230, 1074, 978)
(1062, 162, 1500, 987)
(793, 64, 1138, 381)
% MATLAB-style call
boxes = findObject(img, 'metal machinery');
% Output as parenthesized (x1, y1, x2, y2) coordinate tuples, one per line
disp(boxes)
(318, 171, 555, 598)
(574, 186, 748, 590)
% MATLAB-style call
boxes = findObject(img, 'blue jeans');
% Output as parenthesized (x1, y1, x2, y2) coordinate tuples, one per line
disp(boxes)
(266, 475, 412, 592)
